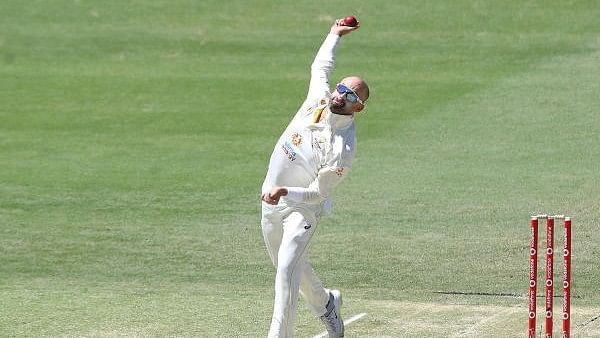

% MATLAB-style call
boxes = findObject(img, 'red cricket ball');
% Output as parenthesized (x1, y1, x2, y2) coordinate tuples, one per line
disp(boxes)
(341, 16, 358, 27)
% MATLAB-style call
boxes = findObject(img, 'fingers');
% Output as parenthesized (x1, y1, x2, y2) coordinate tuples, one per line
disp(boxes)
(261, 192, 279, 205)
(261, 187, 286, 205)
(330, 22, 360, 36)
(336, 22, 360, 30)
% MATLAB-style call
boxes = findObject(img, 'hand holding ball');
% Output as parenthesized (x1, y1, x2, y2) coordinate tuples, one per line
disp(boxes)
(331, 16, 360, 36)
(341, 16, 359, 27)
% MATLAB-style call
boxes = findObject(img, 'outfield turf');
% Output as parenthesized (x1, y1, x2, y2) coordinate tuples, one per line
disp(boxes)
(1, 1, 600, 337)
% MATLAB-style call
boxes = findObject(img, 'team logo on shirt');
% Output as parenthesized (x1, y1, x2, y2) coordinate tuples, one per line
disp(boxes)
(291, 133, 303, 146)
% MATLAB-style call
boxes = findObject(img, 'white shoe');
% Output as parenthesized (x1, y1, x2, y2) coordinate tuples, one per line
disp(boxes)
(320, 289, 344, 338)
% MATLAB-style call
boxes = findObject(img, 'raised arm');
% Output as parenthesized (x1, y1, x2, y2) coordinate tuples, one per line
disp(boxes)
(305, 20, 360, 102)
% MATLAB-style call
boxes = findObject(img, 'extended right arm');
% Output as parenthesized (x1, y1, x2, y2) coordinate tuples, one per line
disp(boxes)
(304, 21, 361, 106)
(305, 34, 340, 102)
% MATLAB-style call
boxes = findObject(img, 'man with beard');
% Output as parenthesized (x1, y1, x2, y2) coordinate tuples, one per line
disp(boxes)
(260, 17, 369, 338)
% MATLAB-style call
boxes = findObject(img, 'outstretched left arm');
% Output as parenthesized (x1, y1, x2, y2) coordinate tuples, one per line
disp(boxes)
(261, 166, 350, 205)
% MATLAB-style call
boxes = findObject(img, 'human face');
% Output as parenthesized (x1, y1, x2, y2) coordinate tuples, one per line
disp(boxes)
(330, 82, 365, 115)
(335, 83, 364, 105)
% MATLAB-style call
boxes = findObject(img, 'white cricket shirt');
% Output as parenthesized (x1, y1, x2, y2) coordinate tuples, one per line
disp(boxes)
(262, 33, 356, 212)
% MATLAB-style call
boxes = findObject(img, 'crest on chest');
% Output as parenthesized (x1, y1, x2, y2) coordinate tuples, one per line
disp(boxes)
(291, 133, 303, 146)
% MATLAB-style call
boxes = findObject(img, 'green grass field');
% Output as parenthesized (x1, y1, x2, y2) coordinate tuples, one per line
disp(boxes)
(2, 1, 600, 337)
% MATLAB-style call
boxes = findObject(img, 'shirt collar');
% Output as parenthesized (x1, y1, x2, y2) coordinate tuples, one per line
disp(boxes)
(325, 108, 354, 130)
(309, 97, 354, 130)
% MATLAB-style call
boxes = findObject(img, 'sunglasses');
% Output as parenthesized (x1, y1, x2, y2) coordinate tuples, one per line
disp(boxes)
(335, 83, 364, 105)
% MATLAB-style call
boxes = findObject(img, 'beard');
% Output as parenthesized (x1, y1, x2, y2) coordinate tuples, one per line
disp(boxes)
(329, 96, 346, 114)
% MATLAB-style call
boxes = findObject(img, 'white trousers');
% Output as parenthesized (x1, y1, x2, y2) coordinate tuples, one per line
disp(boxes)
(261, 203, 329, 338)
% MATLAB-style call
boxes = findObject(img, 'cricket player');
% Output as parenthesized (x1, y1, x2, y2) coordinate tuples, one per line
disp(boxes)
(260, 18, 369, 338)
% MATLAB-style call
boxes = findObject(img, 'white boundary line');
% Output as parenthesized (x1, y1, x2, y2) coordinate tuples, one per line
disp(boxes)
(311, 312, 367, 338)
